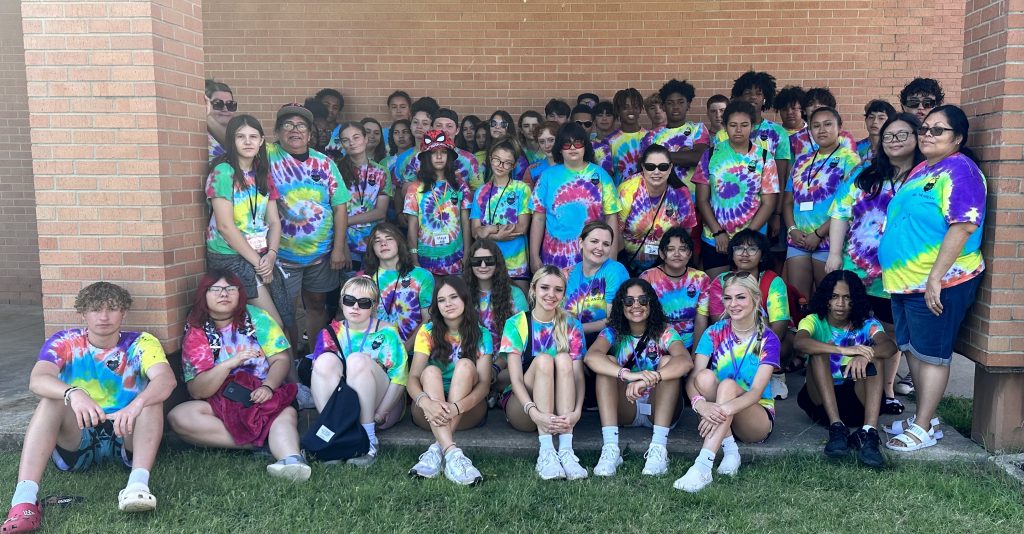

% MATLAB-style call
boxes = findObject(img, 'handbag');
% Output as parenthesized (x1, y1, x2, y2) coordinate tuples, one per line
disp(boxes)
(300, 324, 370, 462)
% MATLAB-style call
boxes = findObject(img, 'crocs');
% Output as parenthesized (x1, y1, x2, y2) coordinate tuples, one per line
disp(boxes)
(117, 487, 157, 513)
(2, 502, 43, 533)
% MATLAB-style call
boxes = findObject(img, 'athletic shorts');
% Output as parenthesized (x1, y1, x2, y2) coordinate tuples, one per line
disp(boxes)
(786, 246, 829, 262)
(51, 421, 131, 473)
(282, 255, 341, 300)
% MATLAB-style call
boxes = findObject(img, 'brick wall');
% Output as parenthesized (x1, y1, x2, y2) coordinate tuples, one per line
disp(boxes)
(203, 0, 966, 139)
(0, 0, 40, 305)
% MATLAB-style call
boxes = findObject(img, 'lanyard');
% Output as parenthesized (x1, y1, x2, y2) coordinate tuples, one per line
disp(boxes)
(374, 270, 401, 317)
(729, 329, 758, 381)
(247, 184, 258, 226)
(343, 317, 376, 355)
(806, 145, 841, 185)
(485, 180, 511, 225)
(429, 180, 451, 210)
(354, 165, 370, 206)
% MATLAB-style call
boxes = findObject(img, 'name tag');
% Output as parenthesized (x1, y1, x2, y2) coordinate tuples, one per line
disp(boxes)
(638, 401, 652, 416)
(644, 243, 659, 255)
(434, 234, 451, 246)
(246, 232, 268, 253)
(799, 201, 814, 212)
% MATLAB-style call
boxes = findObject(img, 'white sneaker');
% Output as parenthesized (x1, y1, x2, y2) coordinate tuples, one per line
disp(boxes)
(717, 453, 741, 476)
(535, 449, 565, 480)
(593, 444, 624, 477)
(266, 457, 312, 482)
(409, 443, 444, 479)
(443, 448, 483, 486)
(557, 449, 589, 480)
(673, 464, 713, 493)
(770, 373, 789, 400)
(641, 443, 669, 476)
(294, 384, 315, 410)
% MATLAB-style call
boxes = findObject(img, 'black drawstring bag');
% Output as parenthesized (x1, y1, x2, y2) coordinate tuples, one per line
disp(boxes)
(300, 325, 369, 462)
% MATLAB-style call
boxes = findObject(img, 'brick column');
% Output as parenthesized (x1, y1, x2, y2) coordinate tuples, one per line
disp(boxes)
(959, 0, 1024, 451)
(22, 0, 206, 351)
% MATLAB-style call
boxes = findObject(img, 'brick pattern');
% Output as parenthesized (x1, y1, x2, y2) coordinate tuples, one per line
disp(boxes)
(0, 0, 40, 305)
(202, 0, 966, 140)
(22, 0, 207, 350)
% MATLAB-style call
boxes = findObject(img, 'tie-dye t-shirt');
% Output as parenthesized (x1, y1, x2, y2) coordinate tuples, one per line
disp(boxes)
(403, 179, 472, 275)
(477, 287, 530, 357)
(205, 163, 281, 256)
(267, 144, 352, 266)
(640, 266, 711, 349)
(692, 141, 780, 244)
(403, 148, 481, 191)
(208, 132, 225, 163)
(390, 147, 418, 190)
(344, 161, 393, 255)
(641, 122, 712, 188)
(715, 119, 792, 164)
(591, 139, 616, 178)
(499, 310, 586, 364)
(788, 126, 857, 162)
(708, 271, 791, 324)
(878, 153, 987, 294)
(607, 129, 649, 185)
(532, 163, 622, 269)
(371, 267, 434, 342)
(618, 176, 697, 272)
(599, 327, 683, 372)
(414, 321, 493, 392)
(829, 162, 897, 298)
(786, 146, 861, 251)
(797, 314, 884, 385)
(39, 329, 167, 413)
(525, 147, 545, 165)
(312, 320, 409, 385)
(323, 126, 345, 160)
(527, 159, 554, 184)
(469, 180, 534, 278)
(695, 320, 781, 411)
(181, 305, 290, 382)
(856, 138, 874, 162)
(564, 260, 630, 324)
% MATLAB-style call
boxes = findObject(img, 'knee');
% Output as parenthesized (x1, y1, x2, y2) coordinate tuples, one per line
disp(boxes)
(346, 353, 373, 375)
(532, 354, 554, 374)
(312, 354, 342, 378)
(166, 405, 190, 433)
(453, 358, 476, 374)
(420, 365, 442, 384)
(717, 378, 742, 396)
(554, 353, 573, 372)
(695, 368, 718, 392)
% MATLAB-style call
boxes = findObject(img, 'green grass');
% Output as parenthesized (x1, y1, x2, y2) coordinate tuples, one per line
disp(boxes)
(936, 396, 974, 437)
(2, 448, 1022, 533)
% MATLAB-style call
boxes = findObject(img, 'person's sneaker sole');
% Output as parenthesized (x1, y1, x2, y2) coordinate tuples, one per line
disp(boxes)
(347, 454, 378, 468)
(266, 463, 312, 482)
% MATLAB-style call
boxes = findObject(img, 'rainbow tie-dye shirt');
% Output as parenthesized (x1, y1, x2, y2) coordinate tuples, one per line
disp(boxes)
(786, 146, 861, 251)
(181, 306, 290, 382)
(788, 126, 857, 162)
(477, 287, 530, 358)
(640, 266, 711, 349)
(205, 163, 279, 255)
(797, 314, 884, 385)
(856, 138, 874, 162)
(564, 260, 630, 325)
(715, 119, 792, 163)
(208, 132, 225, 163)
(878, 153, 987, 294)
(527, 159, 554, 184)
(267, 144, 352, 266)
(829, 162, 897, 298)
(414, 322, 493, 392)
(370, 267, 434, 342)
(696, 320, 781, 411)
(641, 122, 712, 188)
(403, 179, 472, 275)
(532, 163, 622, 269)
(618, 176, 697, 272)
(692, 141, 780, 244)
(344, 161, 393, 255)
(708, 271, 791, 324)
(500, 311, 586, 364)
(607, 128, 649, 185)
(599, 327, 683, 372)
(312, 320, 409, 385)
(39, 329, 167, 413)
(591, 138, 616, 178)
(390, 147, 418, 190)
(469, 179, 534, 278)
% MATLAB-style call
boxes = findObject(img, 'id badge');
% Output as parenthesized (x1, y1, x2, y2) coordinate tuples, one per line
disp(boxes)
(434, 234, 451, 246)
(246, 232, 268, 253)
(644, 243, 659, 255)
(638, 401, 652, 416)
(799, 201, 814, 212)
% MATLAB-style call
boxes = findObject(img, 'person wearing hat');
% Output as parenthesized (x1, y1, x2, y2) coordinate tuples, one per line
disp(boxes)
(267, 102, 352, 354)
(403, 129, 473, 276)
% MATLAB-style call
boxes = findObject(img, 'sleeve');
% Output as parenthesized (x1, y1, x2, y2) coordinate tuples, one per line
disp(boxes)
(469, 187, 484, 221)
(531, 173, 547, 215)
(207, 163, 235, 201)
(597, 326, 616, 350)
(797, 315, 818, 336)
(180, 324, 215, 382)
(135, 333, 169, 377)
(865, 318, 884, 343)
(681, 190, 698, 228)
(692, 149, 711, 185)
(266, 175, 281, 201)
(693, 124, 711, 146)
(759, 330, 782, 370)
(660, 328, 683, 353)
(774, 126, 792, 161)
(944, 160, 987, 225)
(761, 155, 780, 194)
(479, 325, 494, 358)
(617, 179, 636, 222)
(250, 306, 291, 357)
(377, 165, 394, 197)
(37, 330, 72, 369)
(604, 262, 630, 303)
(512, 287, 530, 313)
(600, 167, 623, 214)
(696, 273, 711, 316)
(459, 181, 472, 211)
(381, 329, 409, 386)
(417, 269, 435, 310)
(695, 327, 714, 358)
(830, 173, 856, 220)
(516, 182, 532, 215)
(498, 312, 525, 359)
(766, 276, 792, 323)
(568, 317, 586, 360)
(402, 183, 420, 216)
(413, 323, 433, 355)
(327, 159, 352, 206)
(311, 320, 341, 360)
(707, 275, 724, 318)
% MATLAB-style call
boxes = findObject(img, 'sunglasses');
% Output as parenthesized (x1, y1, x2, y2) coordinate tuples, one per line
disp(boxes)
(882, 131, 912, 143)
(490, 119, 509, 128)
(210, 99, 238, 112)
(643, 162, 671, 172)
(561, 141, 585, 150)
(574, 120, 594, 128)
(342, 294, 375, 309)
(903, 98, 936, 109)
(470, 256, 497, 267)
(918, 126, 955, 137)
(621, 295, 651, 307)
(724, 270, 754, 282)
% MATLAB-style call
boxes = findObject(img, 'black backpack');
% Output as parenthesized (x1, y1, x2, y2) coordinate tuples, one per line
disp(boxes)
(300, 325, 370, 462)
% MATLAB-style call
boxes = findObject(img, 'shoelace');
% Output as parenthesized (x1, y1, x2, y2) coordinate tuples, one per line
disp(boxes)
(449, 453, 473, 473)
(645, 446, 666, 461)
(598, 448, 618, 463)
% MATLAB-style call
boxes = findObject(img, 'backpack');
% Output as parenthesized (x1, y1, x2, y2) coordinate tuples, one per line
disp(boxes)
(759, 270, 807, 327)
(300, 325, 370, 462)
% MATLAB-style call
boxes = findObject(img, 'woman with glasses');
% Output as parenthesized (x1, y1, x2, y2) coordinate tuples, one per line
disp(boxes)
(518, 110, 545, 164)
(585, 278, 693, 477)
(485, 111, 531, 182)
(168, 270, 310, 482)
(640, 227, 711, 352)
(206, 79, 236, 163)
(879, 105, 986, 453)
(827, 113, 923, 415)
(309, 276, 408, 467)
(526, 121, 560, 184)
(675, 273, 780, 493)
(618, 144, 697, 275)
(363, 222, 434, 352)
(335, 122, 391, 274)
(470, 139, 533, 291)
(564, 221, 630, 345)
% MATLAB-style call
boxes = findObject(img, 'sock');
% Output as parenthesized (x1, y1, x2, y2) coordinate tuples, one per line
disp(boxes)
(362, 423, 378, 453)
(695, 448, 715, 474)
(651, 425, 670, 447)
(722, 436, 739, 456)
(11, 480, 39, 507)
(601, 426, 619, 447)
(279, 454, 304, 465)
(444, 447, 461, 460)
(125, 468, 150, 492)
(538, 434, 555, 452)
(558, 433, 574, 452)
(862, 425, 875, 432)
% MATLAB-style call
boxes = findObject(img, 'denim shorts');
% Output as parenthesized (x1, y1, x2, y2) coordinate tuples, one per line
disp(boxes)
(786, 246, 829, 263)
(891, 276, 981, 366)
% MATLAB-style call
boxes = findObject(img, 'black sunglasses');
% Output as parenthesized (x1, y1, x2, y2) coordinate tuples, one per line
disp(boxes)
(621, 295, 650, 307)
(342, 294, 374, 309)
(210, 99, 238, 112)
(917, 126, 955, 137)
(723, 270, 754, 282)
(470, 256, 497, 267)
(903, 98, 936, 109)
(643, 162, 671, 172)
(574, 120, 593, 128)
(490, 119, 509, 128)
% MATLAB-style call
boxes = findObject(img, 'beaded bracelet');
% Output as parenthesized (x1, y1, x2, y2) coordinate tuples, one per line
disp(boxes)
(617, 368, 628, 382)
(414, 392, 430, 408)
(523, 401, 537, 415)
(690, 394, 705, 413)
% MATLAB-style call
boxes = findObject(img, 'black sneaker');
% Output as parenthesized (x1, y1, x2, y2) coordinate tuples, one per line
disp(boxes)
(824, 422, 850, 458)
(851, 427, 885, 468)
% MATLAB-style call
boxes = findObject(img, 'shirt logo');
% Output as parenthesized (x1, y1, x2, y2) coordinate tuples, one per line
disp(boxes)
(401, 278, 411, 288)
(759, 132, 769, 141)
(371, 337, 383, 350)
(687, 286, 697, 298)
(747, 163, 757, 172)
(104, 352, 123, 373)
(828, 160, 839, 168)
(683, 129, 691, 136)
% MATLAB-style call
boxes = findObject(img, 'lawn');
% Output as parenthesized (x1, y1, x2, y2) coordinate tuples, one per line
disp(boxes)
(2, 447, 1022, 533)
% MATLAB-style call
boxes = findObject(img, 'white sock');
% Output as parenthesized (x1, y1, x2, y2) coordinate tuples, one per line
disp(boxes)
(862, 425, 875, 432)
(362, 423, 378, 453)
(558, 433, 573, 452)
(11, 480, 39, 507)
(601, 426, 619, 447)
(538, 434, 555, 452)
(695, 448, 715, 474)
(126, 468, 150, 491)
(651, 425, 670, 447)
(722, 436, 739, 456)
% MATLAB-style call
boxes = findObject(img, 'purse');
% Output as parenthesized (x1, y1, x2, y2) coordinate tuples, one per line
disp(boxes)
(300, 325, 370, 462)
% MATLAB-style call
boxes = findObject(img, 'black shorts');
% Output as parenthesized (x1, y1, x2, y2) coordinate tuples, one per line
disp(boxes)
(796, 380, 866, 429)
(700, 242, 732, 271)
(868, 295, 893, 324)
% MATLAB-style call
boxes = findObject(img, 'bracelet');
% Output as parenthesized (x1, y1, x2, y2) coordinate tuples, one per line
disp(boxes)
(690, 394, 705, 413)
(787, 225, 798, 234)
(454, 402, 461, 415)
(414, 392, 429, 407)
(712, 229, 726, 237)
(655, 371, 663, 383)
(267, 249, 278, 255)
(523, 401, 537, 415)
(63, 386, 83, 406)
(410, 248, 418, 254)
(259, 384, 274, 393)
(617, 367, 628, 382)
(813, 228, 823, 238)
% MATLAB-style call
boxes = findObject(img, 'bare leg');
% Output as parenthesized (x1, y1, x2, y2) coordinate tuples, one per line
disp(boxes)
(302, 290, 328, 349)
(121, 404, 163, 471)
(553, 354, 575, 418)
(17, 398, 83, 483)
(310, 355, 343, 412)
(907, 359, 949, 432)
(854, 373, 884, 428)
(784, 255, 813, 303)
(448, 359, 484, 430)
(411, 366, 455, 449)
(345, 354, 389, 423)
(809, 354, 841, 424)
(650, 376, 681, 428)
(700, 379, 741, 453)
(595, 364, 627, 427)
(167, 401, 246, 450)
(265, 407, 302, 460)
(505, 360, 543, 433)
(811, 258, 826, 292)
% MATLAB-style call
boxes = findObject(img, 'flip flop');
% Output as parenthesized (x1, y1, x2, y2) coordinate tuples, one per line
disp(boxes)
(2, 502, 42, 533)
(117, 488, 157, 513)
(885, 423, 938, 452)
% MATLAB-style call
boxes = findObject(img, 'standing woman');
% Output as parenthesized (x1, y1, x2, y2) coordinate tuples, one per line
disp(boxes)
(336, 122, 391, 273)
(404, 130, 473, 276)
(640, 227, 711, 351)
(457, 115, 481, 152)
(470, 138, 533, 291)
(473, 122, 492, 165)
(206, 79, 236, 163)
(879, 105, 986, 452)
(618, 144, 698, 275)
(363, 222, 434, 352)
(360, 117, 387, 163)
(501, 266, 589, 480)
(205, 114, 293, 330)
(407, 277, 492, 485)
(518, 110, 545, 163)
(585, 279, 693, 477)
(526, 121, 559, 184)
(564, 221, 630, 344)
(675, 273, 780, 493)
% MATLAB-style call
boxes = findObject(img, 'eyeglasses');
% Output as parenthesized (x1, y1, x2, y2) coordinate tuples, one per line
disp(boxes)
(643, 162, 671, 172)
(561, 141, 585, 150)
(210, 99, 237, 112)
(903, 98, 936, 109)
(342, 294, 375, 310)
(575, 120, 593, 128)
(207, 285, 239, 295)
(489, 157, 514, 169)
(490, 119, 509, 128)
(732, 245, 759, 256)
(882, 131, 912, 143)
(918, 126, 955, 137)
(470, 256, 497, 267)
(621, 295, 650, 307)
(281, 122, 309, 132)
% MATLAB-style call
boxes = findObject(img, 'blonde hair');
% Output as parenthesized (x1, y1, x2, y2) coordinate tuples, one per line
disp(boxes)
(721, 273, 768, 348)
(528, 266, 571, 354)
(337, 275, 380, 320)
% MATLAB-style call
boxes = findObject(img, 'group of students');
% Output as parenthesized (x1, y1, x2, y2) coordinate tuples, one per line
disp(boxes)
(3, 72, 987, 532)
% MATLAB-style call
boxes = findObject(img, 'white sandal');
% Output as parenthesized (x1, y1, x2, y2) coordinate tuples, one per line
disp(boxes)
(884, 415, 943, 440)
(885, 423, 937, 452)
(117, 487, 157, 513)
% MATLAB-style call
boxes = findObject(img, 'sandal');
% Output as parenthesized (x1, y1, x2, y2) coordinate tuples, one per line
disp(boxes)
(2, 502, 42, 533)
(884, 415, 943, 440)
(885, 423, 937, 452)
(881, 397, 905, 415)
(117, 488, 157, 513)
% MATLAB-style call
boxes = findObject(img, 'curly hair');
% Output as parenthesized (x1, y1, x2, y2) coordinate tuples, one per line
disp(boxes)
(772, 86, 805, 113)
(74, 282, 132, 313)
(807, 270, 872, 330)
(659, 79, 696, 104)
(730, 71, 777, 110)
(464, 240, 514, 343)
(606, 278, 668, 345)
(428, 277, 482, 367)
(900, 78, 945, 107)
(527, 266, 573, 354)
